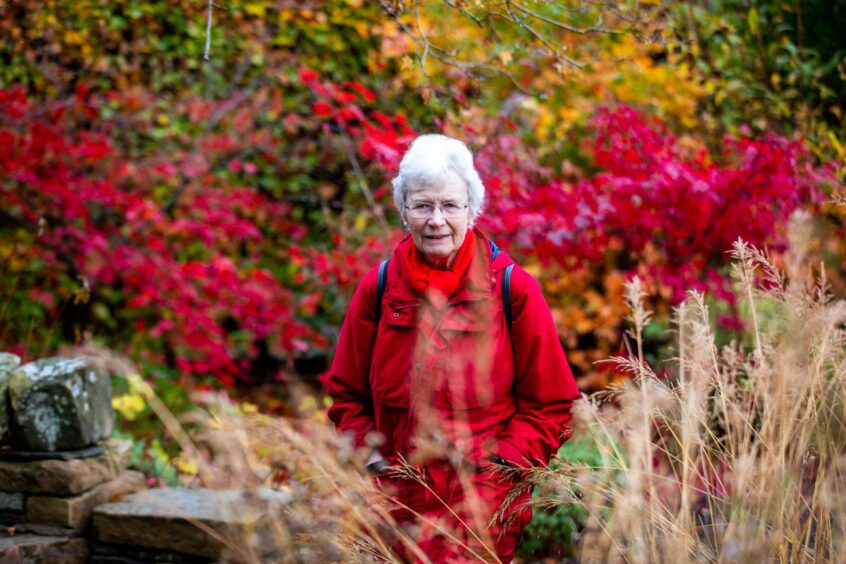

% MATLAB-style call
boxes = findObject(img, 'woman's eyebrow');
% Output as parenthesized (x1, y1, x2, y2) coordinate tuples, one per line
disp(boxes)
(409, 198, 461, 203)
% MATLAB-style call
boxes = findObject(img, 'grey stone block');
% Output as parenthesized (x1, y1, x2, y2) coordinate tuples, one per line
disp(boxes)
(10, 357, 114, 451)
(0, 438, 131, 496)
(0, 491, 24, 511)
(27, 471, 146, 529)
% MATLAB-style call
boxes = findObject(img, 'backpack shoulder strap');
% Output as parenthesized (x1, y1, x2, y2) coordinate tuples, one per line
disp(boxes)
(502, 263, 515, 333)
(490, 240, 514, 333)
(375, 259, 390, 324)
(489, 239, 501, 261)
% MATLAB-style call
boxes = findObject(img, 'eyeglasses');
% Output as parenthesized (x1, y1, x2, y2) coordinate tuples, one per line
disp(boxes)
(405, 201, 469, 219)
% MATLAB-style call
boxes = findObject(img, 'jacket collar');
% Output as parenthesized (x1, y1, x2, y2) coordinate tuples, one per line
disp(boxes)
(387, 227, 507, 307)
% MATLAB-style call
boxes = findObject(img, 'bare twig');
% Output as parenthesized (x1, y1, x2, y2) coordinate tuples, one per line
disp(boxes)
(204, 0, 214, 61)
(391, 11, 538, 96)
(509, 0, 620, 36)
(500, 2, 584, 69)
(341, 134, 391, 233)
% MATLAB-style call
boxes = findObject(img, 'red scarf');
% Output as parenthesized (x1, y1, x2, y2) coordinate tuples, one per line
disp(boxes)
(403, 229, 477, 309)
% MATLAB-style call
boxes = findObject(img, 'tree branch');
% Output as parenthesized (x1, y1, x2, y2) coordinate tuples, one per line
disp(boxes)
(204, 0, 214, 61)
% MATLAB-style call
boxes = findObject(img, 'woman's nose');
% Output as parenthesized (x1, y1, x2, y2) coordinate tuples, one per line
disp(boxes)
(427, 208, 447, 226)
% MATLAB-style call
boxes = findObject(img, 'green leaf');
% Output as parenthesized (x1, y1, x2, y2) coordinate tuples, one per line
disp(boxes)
(747, 8, 760, 36)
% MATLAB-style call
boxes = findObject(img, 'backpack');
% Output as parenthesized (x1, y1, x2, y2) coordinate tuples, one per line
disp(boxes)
(373, 240, 515, 331)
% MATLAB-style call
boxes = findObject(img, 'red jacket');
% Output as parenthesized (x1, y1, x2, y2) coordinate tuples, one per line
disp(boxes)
(327, 230, 580, 560)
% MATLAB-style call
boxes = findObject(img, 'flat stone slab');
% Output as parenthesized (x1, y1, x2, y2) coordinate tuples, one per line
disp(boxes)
(0, 534, 88, 563)
(8, 523, 86, 537)
(0, 438, 131, 496)
(93, 487, 294, 559)
(0, 444, 104, 462)
(27, 470, 146, 529)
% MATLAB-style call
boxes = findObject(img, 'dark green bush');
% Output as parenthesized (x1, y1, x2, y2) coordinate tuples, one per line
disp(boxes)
(518, 434, 604, 559)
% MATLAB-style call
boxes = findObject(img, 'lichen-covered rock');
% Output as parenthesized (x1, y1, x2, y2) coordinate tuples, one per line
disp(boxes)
(9, 357, 114, 452)
(0, 353, 21, 445)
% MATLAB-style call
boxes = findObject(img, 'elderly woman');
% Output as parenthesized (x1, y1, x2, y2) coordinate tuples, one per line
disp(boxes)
(327, 134, 580, 562)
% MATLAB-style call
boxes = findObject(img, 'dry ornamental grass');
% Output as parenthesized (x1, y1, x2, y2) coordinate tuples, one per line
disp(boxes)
(538, 219, 846, 562)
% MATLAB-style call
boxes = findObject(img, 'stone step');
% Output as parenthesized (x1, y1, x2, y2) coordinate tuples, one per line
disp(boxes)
(92, 487, 293, 559)
(0, 533, 87, 563)
(89, 540, 212, 563)
(0, 438, 131, 496)
(27, 471, 146, 529)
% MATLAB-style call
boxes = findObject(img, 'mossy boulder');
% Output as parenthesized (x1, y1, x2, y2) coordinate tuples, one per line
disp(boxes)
(0, 353, 22, 444)
(9, 357, 114, 452)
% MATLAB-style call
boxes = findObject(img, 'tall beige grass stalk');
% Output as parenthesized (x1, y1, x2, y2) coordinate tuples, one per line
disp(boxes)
(175, 389, 433, 563)
(546, 229, 846, 562)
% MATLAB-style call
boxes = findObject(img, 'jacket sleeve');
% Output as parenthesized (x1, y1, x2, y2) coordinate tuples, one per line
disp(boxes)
(326, 266, 380, 448)
(493, 266, 581, 467)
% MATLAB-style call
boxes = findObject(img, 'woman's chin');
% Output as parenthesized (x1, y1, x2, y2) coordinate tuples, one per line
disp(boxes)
(422, 247, 453, 261)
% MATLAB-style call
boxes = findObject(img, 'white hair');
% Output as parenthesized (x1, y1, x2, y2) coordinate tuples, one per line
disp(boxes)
(392, 134, 486, 224)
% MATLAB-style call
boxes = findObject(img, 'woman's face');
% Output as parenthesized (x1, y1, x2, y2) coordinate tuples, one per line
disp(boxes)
(403, 169, 471, 269)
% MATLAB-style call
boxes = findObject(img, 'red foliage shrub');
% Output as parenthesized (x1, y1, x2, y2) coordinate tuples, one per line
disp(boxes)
(1, 78, 836, 387)
(477, 106, 831, 303)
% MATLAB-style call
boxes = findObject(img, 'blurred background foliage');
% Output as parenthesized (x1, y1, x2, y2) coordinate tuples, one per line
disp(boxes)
(0, 1, 844, 555)
(2, 0, 844, 387)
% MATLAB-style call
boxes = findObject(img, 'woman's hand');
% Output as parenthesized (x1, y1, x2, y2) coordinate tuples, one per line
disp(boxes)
(366, 451, 390, 475)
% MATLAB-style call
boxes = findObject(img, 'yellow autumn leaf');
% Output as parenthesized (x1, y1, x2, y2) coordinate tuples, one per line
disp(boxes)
(353, 21, 369, 37)
(112, 392, 146, 421)
(174, 455, 199, 475)
(299, 395, 318, 413)
(244, 2, 267, 17)
(354, 213, 367, 233)
(522, 261, 542, 278)
(64, 29, 83, 45)
(126, 373, 155, 400)
(829, 132, 844, 158)
(400, 56, 415, 72)
(498, 51, 513, 65)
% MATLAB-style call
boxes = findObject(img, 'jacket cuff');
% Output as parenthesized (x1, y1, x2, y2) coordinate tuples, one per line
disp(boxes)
(493, 439, 528, 468)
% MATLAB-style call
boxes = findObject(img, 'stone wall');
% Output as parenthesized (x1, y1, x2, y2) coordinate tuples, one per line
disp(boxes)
(0, 438, 142, 562)
(0, 353, 293, 563)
